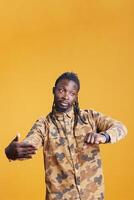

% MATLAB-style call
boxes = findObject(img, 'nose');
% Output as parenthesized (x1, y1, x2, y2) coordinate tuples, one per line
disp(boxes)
(63, 92, 69, 100)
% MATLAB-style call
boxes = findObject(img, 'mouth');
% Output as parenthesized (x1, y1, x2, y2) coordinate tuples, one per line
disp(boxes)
(57, 101, 69, 108)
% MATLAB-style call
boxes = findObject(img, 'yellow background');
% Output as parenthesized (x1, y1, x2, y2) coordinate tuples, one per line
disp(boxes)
(0, 0, 133, 199)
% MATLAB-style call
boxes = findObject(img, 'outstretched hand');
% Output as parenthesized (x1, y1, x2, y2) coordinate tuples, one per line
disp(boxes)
(84, 132, 106, 145)
(5, 133, 37, 160)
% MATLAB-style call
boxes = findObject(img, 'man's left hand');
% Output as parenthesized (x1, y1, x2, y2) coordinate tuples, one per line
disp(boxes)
(85, 132, 106, 144)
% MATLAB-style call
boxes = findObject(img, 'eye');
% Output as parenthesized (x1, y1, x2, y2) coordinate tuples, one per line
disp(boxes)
(58, 88, 64, 93)
(70, 92, 76, 96)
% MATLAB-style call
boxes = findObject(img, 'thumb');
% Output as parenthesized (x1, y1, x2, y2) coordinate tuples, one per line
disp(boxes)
(96, 134, 105, 144)
(12, 133, 21, 142)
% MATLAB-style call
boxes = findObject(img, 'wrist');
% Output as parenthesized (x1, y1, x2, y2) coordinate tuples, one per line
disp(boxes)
(101, 133, 111, 143)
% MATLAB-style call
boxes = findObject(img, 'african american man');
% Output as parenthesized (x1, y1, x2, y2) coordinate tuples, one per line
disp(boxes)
(5, 72, 127, 200)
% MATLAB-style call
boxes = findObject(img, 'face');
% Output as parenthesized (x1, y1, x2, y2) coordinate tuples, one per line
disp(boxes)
(53, 79, 79, 112)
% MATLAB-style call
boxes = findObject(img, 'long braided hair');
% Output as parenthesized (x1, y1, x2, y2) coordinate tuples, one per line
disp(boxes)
(50, 72, 88, 132)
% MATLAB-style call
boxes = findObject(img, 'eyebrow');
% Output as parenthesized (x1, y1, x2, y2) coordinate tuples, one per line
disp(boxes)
(57, 85, 78, 91)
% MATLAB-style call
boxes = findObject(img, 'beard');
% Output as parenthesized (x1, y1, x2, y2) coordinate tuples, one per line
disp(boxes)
(54, 100, 72, 112)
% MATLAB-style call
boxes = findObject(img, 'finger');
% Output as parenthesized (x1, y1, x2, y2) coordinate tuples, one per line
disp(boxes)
(83, 143, 88, 149)
(95, 135, 104, 144)
(19, 157, 32, 161)
(12, 133, 21, 142)
(97, 136, 105, 144)
(87, 133, 94, 143)
(91, 134, 95, 144)
(20, 147, 37, 151)
(16, 133, 21, 140)
(84, 133, 89, 142)
(94, 137, 100, 144)
(18, 146, 37, 152)
(18, 151, 36, 157)
(18, 155, 33, 159)
(20, 150, 37, 155)
(87, 134, 92, 143)
(26, 150, 36, 154)
(19, 143, 37, 149)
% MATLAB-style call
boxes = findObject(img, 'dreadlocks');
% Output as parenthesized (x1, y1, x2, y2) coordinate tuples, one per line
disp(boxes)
(50, 72, 88, 132)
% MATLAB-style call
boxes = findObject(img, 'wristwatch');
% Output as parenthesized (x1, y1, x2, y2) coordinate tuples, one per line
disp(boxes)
(101, 133, 111, 143)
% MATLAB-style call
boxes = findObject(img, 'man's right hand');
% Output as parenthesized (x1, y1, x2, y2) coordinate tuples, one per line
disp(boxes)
(5, 134, 37, 160)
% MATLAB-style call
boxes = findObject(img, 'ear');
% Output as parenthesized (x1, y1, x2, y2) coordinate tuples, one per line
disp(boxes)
(53, 87, 55, 94)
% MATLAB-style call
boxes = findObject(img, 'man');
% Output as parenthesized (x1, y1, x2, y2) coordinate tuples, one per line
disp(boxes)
(5, 72, 127, 200)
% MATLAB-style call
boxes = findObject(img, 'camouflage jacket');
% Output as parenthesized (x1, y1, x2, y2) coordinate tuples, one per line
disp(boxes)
(23, 108, 127, 200)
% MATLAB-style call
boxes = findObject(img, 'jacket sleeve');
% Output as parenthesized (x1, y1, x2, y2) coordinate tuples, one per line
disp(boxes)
(91, 110, 127, 144)
(22, 117, 48, 149)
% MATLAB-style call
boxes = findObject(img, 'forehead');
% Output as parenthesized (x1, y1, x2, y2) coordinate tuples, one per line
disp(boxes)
(56, 79, 79, 91)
